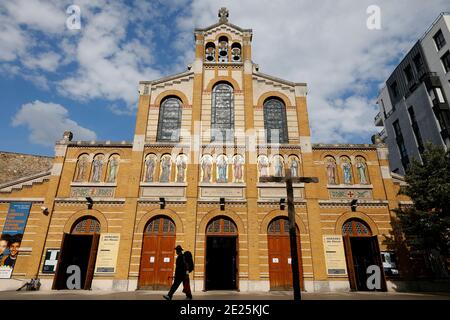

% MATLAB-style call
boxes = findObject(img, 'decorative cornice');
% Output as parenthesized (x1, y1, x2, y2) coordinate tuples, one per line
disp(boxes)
(195, 22, 252, 35)
(68, 141, 132, 148)
(256, 200, 307, 206)
(144, 143, 191, 149)
(197, 199, 247, 206)
(139, 71, 194, 86)
(138, 198, 187, 205)
(256, 144, 302, 150)
(0, 171, 51, 193)
(318, 199, 389, 208)
(54, 197, 126, 205)
(313, 144, 376, 150)
(0, 198, 45, 204)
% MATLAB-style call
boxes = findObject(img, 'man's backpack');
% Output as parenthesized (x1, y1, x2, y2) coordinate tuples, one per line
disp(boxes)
(184, 251, 194, 273)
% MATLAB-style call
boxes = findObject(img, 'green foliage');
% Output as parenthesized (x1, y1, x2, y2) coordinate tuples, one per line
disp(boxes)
(394, 143, 450, 258)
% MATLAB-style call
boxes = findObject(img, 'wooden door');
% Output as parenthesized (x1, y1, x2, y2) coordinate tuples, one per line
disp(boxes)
(138, 217, 176, 290)
(343, 235, 357, 291)
(84, 233, 100, 290)
(52, 233, 70, 290)
(267, 218, 303, 290)
(369, 235, 387, 291)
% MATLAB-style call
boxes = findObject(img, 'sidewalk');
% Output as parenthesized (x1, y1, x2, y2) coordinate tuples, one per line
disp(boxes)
(1, 290, 449, 300)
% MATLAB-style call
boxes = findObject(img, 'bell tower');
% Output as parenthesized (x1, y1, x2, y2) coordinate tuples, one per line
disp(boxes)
(194, 8, 253, 64)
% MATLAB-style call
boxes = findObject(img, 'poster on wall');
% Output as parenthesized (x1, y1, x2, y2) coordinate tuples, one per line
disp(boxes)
(0, 202, 32, 279)
(42, 249, 60, 274)
(323, 235, 347, 275)
(94, 233, 120, 273)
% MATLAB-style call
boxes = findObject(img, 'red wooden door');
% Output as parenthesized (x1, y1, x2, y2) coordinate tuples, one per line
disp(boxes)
(84, 233, 100, 290)
(138, 217, 176, 290)
(267, 217, 303, 290)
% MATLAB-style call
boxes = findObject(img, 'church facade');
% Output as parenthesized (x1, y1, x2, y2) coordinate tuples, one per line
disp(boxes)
(0, 9, 410, 292)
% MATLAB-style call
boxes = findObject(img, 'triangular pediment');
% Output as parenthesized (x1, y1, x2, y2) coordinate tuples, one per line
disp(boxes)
(196, 21, 251, 36)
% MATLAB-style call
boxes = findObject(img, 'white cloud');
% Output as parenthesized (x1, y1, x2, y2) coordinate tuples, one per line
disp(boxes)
(56, 1, 162, 109)
(176, 0, 448, 142)
(22, 51, 61, 72)
(12, 100, 97, 146)
(1, 0, 449, 144)
(3, 0, 67, 34)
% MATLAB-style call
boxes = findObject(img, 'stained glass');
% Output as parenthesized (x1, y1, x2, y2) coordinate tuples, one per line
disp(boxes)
(157, 97, 182, 142)
(211, 83, 234, 142)
(342, 220, 371, 236)
(263, 99, 288, 143)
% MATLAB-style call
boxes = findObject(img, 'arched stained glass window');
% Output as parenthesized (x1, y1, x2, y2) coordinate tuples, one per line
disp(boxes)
(206, 217, 237, 235)
(157, 97, 182, 142)
(268, 217, 299, 235)
(145, 216, 175, 235)
(342, 219, 372, 237)
(71, 217, 100, 234)
(263, 98, 288, 143)
(211, 83, 234, 142)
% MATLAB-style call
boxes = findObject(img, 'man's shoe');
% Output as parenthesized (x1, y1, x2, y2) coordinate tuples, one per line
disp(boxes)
(163, 295, 171, 300)
(185, 296, 192, 300)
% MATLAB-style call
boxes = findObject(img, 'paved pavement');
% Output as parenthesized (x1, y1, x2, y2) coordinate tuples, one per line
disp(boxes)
(1, 290, 450, 300)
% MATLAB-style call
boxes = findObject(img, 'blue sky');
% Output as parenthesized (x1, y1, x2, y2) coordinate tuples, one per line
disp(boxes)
(0, 0, 448, 156)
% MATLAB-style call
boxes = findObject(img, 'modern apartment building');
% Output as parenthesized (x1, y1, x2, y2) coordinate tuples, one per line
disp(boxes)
(375, 12, 450, 175)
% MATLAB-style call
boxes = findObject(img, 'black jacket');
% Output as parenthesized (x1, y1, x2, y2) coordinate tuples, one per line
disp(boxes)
(174, 253, 187, 279)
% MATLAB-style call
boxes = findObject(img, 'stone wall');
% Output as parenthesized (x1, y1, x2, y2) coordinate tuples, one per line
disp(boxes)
(0, 152, 53, 184)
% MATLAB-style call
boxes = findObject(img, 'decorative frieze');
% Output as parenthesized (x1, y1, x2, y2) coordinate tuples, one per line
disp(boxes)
(70, 186, 115, 198)
(258, 183, 304, 200)
(141, 186, 186, 198)
(199, 184, 245, 200)
(329, 188, 372, 200)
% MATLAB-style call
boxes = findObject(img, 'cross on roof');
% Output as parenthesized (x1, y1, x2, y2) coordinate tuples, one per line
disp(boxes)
(218, 7, 229, 23)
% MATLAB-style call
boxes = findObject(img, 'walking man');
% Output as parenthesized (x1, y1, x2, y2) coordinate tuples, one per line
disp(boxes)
(163, 245, 192, 300)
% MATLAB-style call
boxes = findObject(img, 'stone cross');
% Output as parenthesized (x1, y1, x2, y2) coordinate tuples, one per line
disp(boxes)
(218, 7, 229, 23)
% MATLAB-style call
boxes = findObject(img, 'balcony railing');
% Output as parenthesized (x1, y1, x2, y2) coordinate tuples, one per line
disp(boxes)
(379, 128, 387, 141)
(374, 112, 383, 126)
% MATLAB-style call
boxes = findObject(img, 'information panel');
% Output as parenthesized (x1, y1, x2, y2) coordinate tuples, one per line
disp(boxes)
(323, 235, 347, 275)
(94, 233, 120, 273)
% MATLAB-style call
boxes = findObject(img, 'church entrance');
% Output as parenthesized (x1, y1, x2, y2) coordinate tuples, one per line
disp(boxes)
(53, 217, 100, 290)
(205, 217, 238, 290)
(267, 217, 304, 290)
(342, 219, 387, 291)
(138, 216, 176, 290)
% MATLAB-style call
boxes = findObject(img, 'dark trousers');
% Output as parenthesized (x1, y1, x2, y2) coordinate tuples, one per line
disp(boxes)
(182, 276, 192, 297)
(168, 275, 192, 298)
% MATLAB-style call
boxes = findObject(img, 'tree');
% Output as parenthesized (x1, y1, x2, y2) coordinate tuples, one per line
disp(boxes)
(394, 143, 450, 278)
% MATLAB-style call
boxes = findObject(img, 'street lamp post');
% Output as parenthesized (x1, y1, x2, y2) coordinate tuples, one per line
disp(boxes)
(260, 168, 318, 301)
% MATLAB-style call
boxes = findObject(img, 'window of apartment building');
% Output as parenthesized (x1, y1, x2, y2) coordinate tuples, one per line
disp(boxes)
(436, 87, 446, 103)
(404, 64, 414, 83)
(408, 106, 424, 153)
(441, 50, 450, 73)
(390, 81, 399, 98)
(393, 120, 410, 170)
(433, 29, 446, 51)
(413, 53, 424, 73)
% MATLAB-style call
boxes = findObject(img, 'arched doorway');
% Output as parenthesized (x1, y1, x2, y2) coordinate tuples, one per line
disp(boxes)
(53, 216, 101, 290)
(267, 217, 304, 290)
(205, 216, 238, 290)
(138, 216, 176, 290)
(342, 218, 386, 291)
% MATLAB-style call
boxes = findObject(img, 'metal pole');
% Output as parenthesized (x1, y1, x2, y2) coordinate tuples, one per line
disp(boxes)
(285, 169, 301, 301)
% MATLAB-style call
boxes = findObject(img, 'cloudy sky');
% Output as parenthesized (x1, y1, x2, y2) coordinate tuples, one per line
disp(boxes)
(0, 0, 448, 156)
